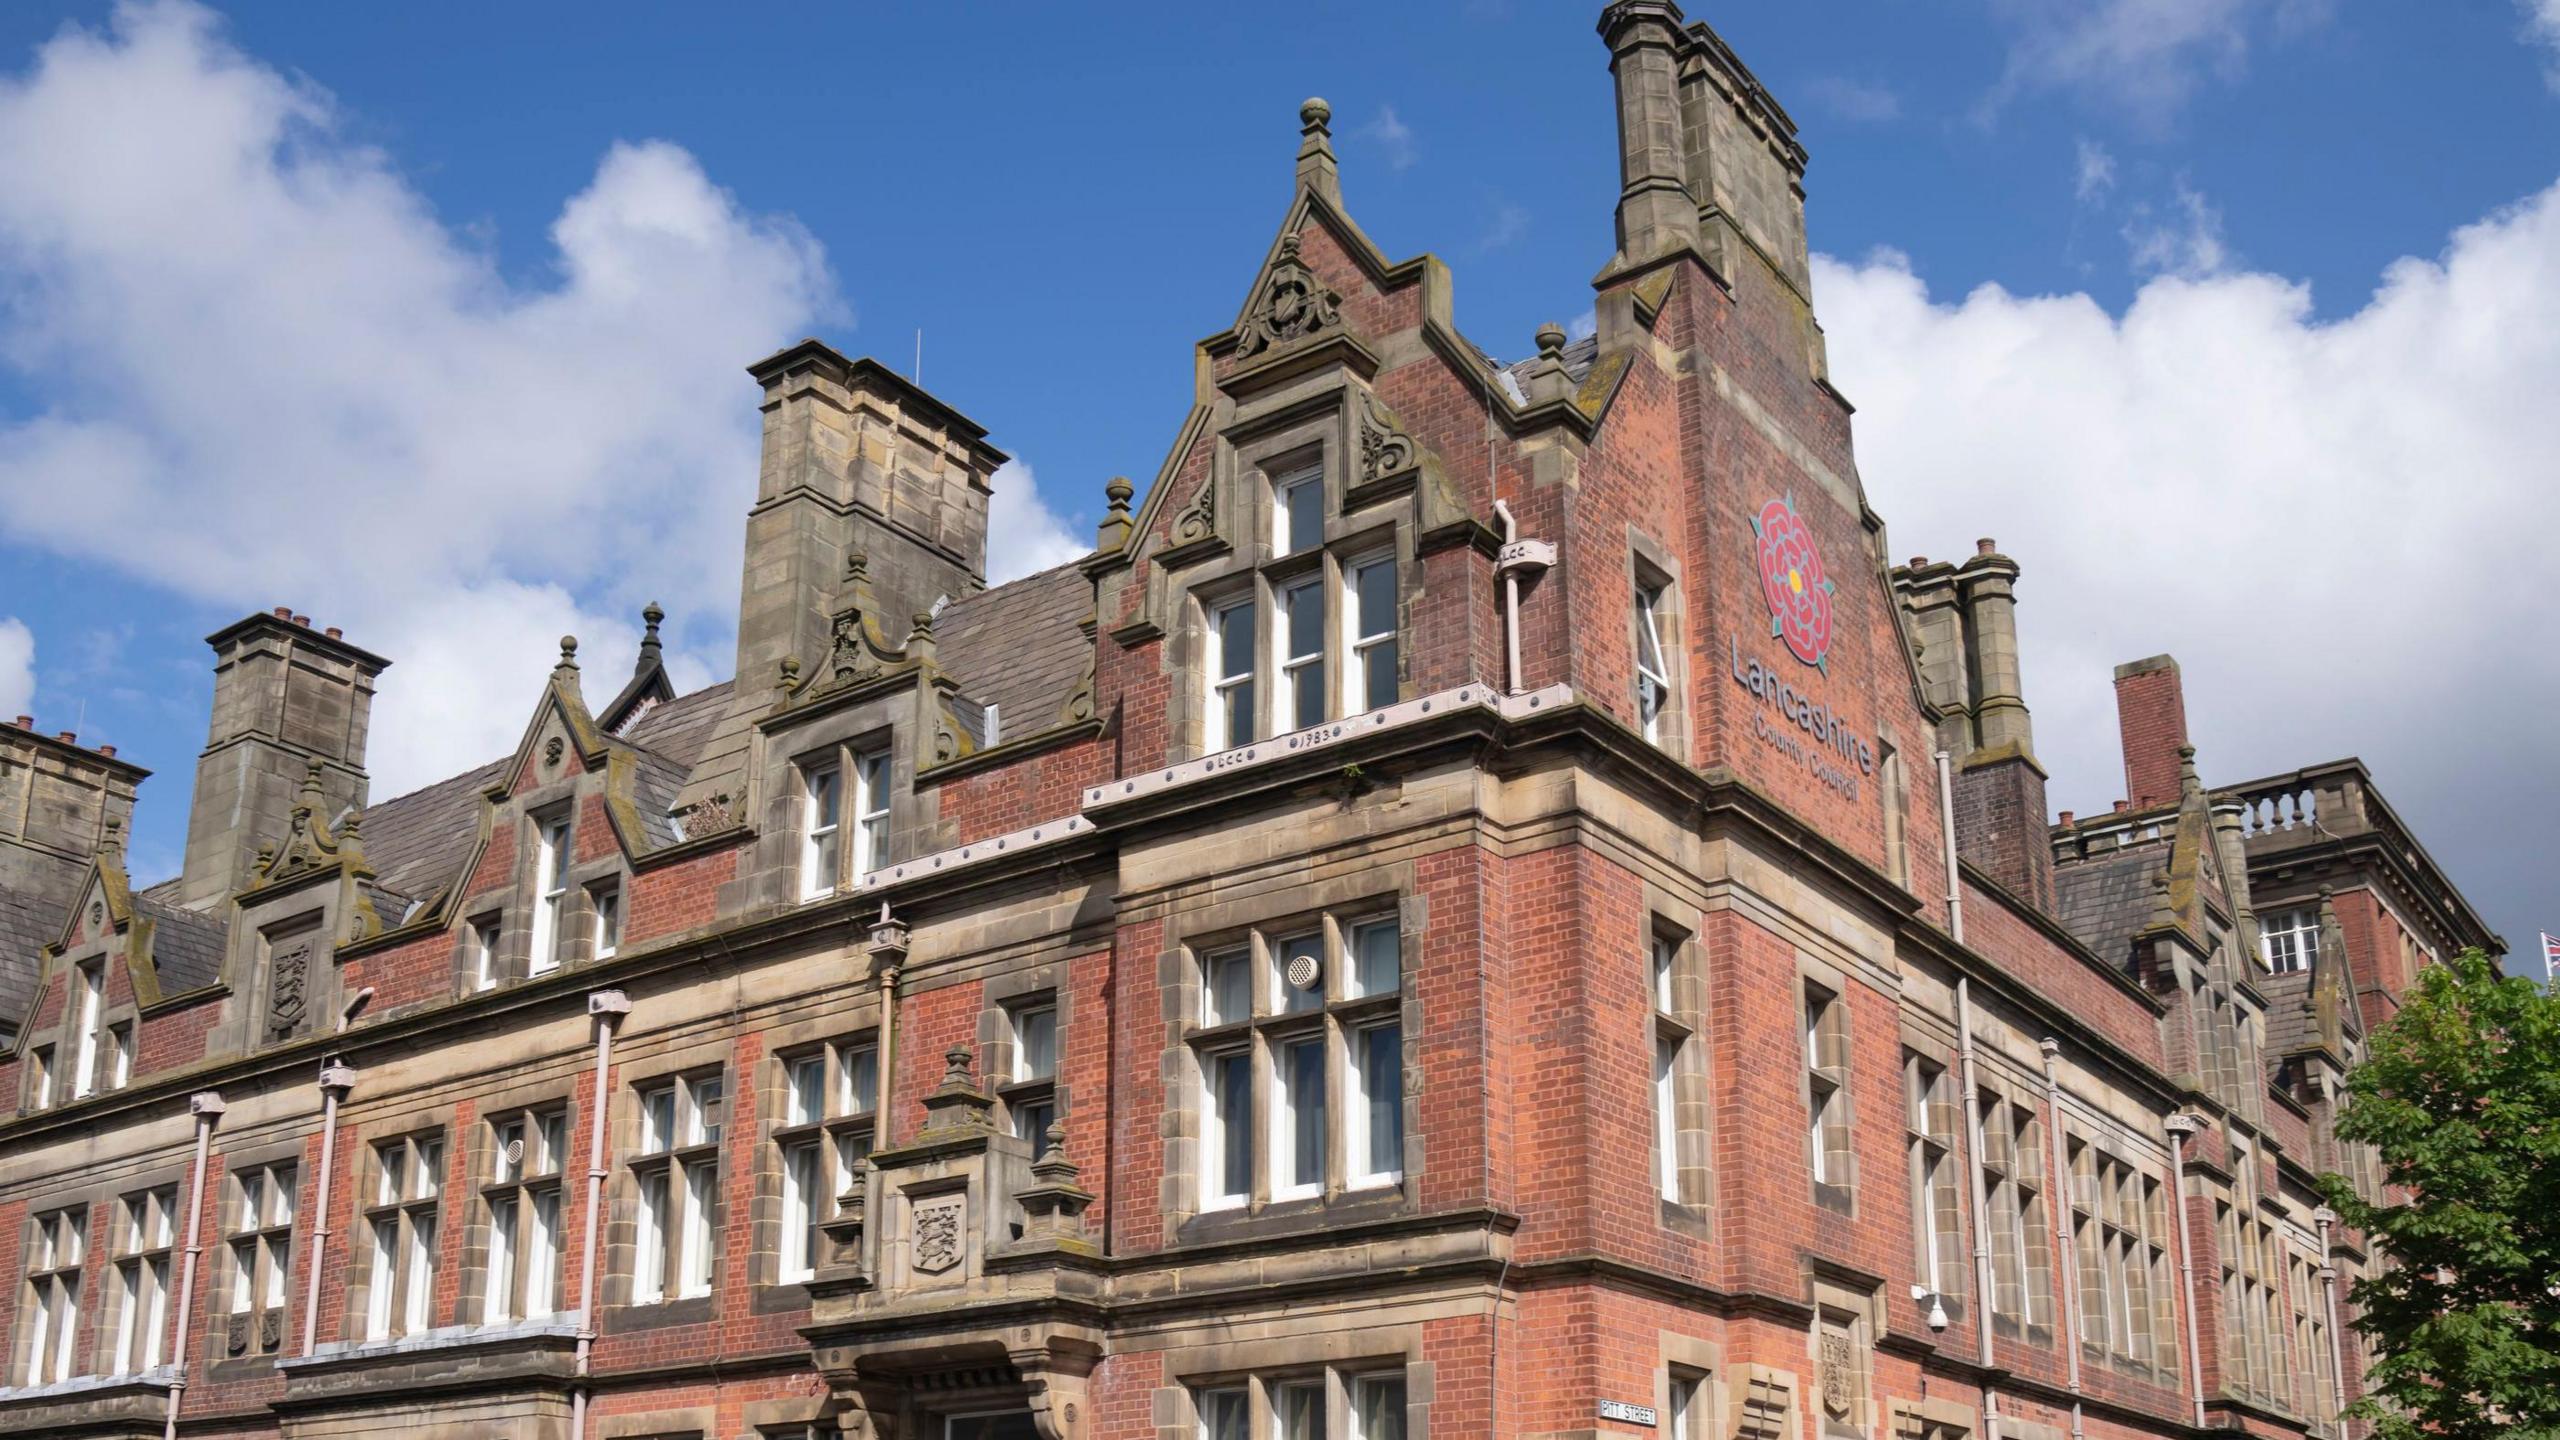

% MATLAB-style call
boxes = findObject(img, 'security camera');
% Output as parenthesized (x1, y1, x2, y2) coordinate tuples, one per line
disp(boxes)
(1909, 1285, 1951, 1331)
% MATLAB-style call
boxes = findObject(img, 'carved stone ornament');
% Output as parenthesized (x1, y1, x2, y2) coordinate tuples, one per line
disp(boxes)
(543, 734, 565, 768)
(1819, 1329, 1854, 1420)
(912, 1194, 966, 1274)
(1356, 390, 1418, 485)
(260, 1305, 284, 1353)
(266, 939, 312, 1042)
(1058, 659, 1098, 726)
(1169, 469, 1218, 547)
(1234, 231, 1343, 359)
(680, 792, 737, 837)
(825, 608, 886, 688)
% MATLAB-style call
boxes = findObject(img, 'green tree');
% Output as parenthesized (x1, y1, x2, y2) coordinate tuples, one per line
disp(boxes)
(2321, 947, 2560, 1440)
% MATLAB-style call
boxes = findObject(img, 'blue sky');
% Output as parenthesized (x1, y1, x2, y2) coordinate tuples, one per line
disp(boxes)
(1, 1, 2555, 966)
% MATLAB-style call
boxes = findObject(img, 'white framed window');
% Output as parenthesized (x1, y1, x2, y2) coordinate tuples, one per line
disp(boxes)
(470, 915, 501, 991)
(1272, 462, 1324, 556)
(481, 1107, 566, 1323)
(1005, 1001, 1059, 1156)
(2260, 907, 2319, 974)
(632, 1072, 723, 1301)
(225, 1161, 295, 1357)
(1906, 1055, 1962, 1303)
(1804, 986, 1850, 1191)
(1665, 1370, 1702, 1440)
(1191, 1368, 1407, 1440)
(1190, 913, 1404, 1211)
(22, 1206, 84, 1384)
(773, 1037, 879, 1284)
(112, 1187, 176, 1373)
(1208, 598, 1259, 752)
(528, 811, 573, 975)
(800, 760, 843, 901)
(1278, 577, 1326, 732)
(1198, 1385, 1249, 1440)
(1351, 1373, 1407, 1440)
(362, 1135, 441, 1340)
(30, 1044, 55, 1110)
(1634, 579, 1672, 743)
(1651, 932, 1701, 1204)
(70, 960, 103, 1098)
(851, 748, 891, 878)
(1344, 554, 1398, 715)
(104, 1021, 131, 1091)
(591, 885, 622, 961)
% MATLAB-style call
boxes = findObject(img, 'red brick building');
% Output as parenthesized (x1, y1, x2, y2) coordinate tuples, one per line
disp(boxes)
(0, 6, 2496, 1440)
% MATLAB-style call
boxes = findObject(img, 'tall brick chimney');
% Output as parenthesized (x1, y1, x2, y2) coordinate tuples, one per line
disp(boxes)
(2113, 654, 2189, 812)
(175, 611, 387, 912)
(0, 718, 147, 899)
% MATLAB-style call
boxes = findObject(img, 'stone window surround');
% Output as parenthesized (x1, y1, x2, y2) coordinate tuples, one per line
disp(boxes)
(2062, 1130, 2173, 1382)
(1161, 878, 1425, 1238)
(604, 1044, 734, 1325)
(771, 701, 914, 909)
(217, 1154, 297, 1362)
(1903, 1046, 1965, 1319)
(753, 1020, 881, 1299)
(978, 959, 1075, 1157)
(1168, 395, 1418, 764)
(1161, 1322, 1433, 1440)
(458, 775, 632, 995)
(1802, 976, 1855, 1213)
(1656, 1330, 1727, 1440)
(458, 1095, 573, 1327)
(1626, 525, 1689, 760)
(1978, 1078, 2054, 1344)
(1808, 1269, 1882, 1440)
(1645, 883, 1712, 1226)
(199, 1132, 301, 1372)
(22, 932, 142, 1111)
(102, 1181, 179, 1376)
(351, 1126, 448, 1344)
(16, 1199, 86, 1387)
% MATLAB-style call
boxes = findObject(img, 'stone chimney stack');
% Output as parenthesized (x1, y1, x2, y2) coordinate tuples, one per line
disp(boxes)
(732, 340, 1007, 696)
(2113, 654, 2190, 812)
(1595, 3, 1811, 301)
(175, 610, 387, 912)
(0, 717, 147, 898)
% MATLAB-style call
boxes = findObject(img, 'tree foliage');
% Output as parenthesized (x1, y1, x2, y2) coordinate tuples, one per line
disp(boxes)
(2321, 947, 2560, 1440)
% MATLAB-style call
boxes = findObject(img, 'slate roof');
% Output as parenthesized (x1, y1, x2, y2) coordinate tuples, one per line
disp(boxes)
(2261, 969, 2316, 1058)
(935, 563, 1094, 741)
(134, 893, 226, 995)
(621, 681, 733, 846)
(2054, 839, 2170, 971)
(0, 852, 80, 1041)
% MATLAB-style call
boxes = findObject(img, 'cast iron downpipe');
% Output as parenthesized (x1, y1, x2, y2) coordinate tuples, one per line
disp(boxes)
(2315, 1205, 2350, 1430)
(571, 989, 632, 1440)
(164, 1090, 225, 1440)
(1492, 500, 1522, 694)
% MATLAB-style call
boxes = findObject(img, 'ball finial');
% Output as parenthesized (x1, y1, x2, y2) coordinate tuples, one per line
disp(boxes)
(1300, 97, 1332, 133)
(1105, 475, 1134, 511)
(558, 635, 578, 663)
(1535, 322, 1567, 359)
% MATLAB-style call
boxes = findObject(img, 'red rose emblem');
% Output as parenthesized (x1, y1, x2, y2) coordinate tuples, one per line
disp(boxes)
(1752, 494, 1835, 672)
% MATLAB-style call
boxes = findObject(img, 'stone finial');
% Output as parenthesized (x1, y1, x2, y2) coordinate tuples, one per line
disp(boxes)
(1536, 322, 1567, 359)
(1098, 475, 1135, 553)
(777, 655, 802, 696)
(297, 757, 326, 810)
(844, 551, 870, 584)
(1032, 1122, 1079, 1184)
(558, 636, 579, 666)
(97, 816, 125, 859)
(2177, 742, 2202, 798)
(1296, 97, 1340, 203)
(907, 611, 937, 665)
(1526, 322, 1573, 405)
(1018, 1121, 1097, 1245)
(940, 1044, 977, 1089)
(636, 602, 664, 673)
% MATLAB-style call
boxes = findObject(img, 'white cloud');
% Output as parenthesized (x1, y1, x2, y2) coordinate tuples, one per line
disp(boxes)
(1815, 176, 2560, 955)
(2526, 0, 2560, 89)
(2074, 138, 2118, 204)
(1802, 75, 1902, 124)
(1979, 0, 2307, 129)
(0, 0, 838, 797)
(2122, 177, 2229, 276)
(985, 459, 1085, 584)
(0, 619, 32, 720)
(1475, 196, 1530, 254)
(1359, 105, 1418, 171)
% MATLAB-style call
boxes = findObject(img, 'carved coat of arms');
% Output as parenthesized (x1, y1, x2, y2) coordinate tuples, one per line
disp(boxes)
(912, 1195, 965, 1274)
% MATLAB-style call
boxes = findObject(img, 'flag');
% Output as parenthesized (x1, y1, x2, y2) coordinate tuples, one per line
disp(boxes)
(2543, 931, 2560, 983)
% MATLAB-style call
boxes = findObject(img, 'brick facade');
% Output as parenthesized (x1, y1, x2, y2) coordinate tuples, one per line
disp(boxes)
(0, 7, 2501, 1440)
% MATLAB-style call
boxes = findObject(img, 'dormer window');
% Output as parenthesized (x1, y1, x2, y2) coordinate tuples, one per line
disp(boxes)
(798, 746, 892, 903)
(2260, 907, 2318, 974)
(851, 748, 890, 878)
(528, 810, 573, 976)
(70, 960, 103, 1099)
(1272, 462, 1323, 555)
(801, 760, 842, 901)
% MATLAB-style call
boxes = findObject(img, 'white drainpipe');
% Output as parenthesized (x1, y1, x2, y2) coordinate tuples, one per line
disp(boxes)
(164, 1091, 225, 1440)
(1940, 751, 1999, 1439)
(2314, 1205, 2350, 1431)
(1492, 500, 1522, 694)
(2165, 1112, 2210, 1428)
(299, 987, 372, 1357)
(572, 989, 632, 1440)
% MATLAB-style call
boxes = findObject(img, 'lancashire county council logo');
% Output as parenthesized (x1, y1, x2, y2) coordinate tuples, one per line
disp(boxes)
(1751, 493, 1835, 674)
